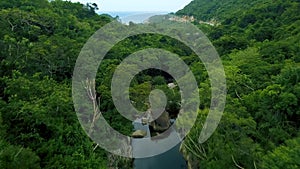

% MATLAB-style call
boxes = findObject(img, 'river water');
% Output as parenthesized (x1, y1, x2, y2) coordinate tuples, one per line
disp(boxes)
(133, 143, 187, 169)
(132, 119, 187, 169)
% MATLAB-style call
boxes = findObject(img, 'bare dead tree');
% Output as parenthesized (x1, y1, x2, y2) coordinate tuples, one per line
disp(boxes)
(83, 78, 133, 168)
(7, 19, 16, 32)
(83, 78, 101, 151)
(83, 78, 101, 136)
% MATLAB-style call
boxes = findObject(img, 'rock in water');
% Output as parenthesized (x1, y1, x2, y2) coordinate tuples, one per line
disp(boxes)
(132, 130, 147, 138)
(150, 111, 170, 132)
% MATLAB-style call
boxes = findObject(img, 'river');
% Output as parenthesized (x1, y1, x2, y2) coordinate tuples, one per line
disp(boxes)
(132, 119, 187, 169)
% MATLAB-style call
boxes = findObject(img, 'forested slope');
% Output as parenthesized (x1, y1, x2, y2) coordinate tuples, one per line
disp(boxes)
(177, 0, 300, 168)
(0, 0, 119, 168)
(0, 0, 299, 168)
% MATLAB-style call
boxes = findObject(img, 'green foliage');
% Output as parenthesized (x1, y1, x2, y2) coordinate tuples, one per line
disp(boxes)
(0, 143, 41, 169)
(260, 137, 300, 169)
(0, 0, 300, 168)
(177, 0, 263, 21)
(0, 0, 112, 80)
(0, 1, 113, 168)
(213, 35, 248, 55)
(1, 72, 108, 168)
(178, 0, 300, 168)
(152, 76, 166, 85)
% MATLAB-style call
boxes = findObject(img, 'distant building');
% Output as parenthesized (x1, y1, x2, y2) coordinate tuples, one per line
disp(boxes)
(167, 83, 177, 89)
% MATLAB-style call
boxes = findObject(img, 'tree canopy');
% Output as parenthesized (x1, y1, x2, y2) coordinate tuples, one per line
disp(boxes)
(0, 0, 299, 168)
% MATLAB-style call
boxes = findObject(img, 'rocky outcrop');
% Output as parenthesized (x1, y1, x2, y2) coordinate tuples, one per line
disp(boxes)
(141, 117, 148, 125)
(149, 111, 170, 132)
(168, 15, 195, 23)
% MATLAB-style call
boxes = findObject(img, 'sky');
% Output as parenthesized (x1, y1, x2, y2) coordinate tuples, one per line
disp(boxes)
(69, 0, 193, 12)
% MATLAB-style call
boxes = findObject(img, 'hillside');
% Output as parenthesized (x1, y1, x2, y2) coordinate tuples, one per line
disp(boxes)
(177, 0, 297, 21)
(0, 0, 119, 168)
(0, 0, 299, 168)
(177, 0, 300, 168)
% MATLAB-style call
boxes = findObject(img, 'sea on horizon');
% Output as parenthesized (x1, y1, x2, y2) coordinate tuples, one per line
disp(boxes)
(98, 11, 170, 24)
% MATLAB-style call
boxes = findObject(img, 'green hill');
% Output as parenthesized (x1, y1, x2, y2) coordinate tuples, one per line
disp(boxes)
(177, 0, 300, 168)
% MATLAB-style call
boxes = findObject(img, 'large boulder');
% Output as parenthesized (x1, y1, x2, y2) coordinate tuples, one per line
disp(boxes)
(150, 111, 170, 132)
(132, 130, 147, 138)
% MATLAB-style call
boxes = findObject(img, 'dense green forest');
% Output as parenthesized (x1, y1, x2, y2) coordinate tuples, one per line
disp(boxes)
(0, 0, 119, 168)
(0, 0, 299, 168)
(177, 0, 300, 168)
